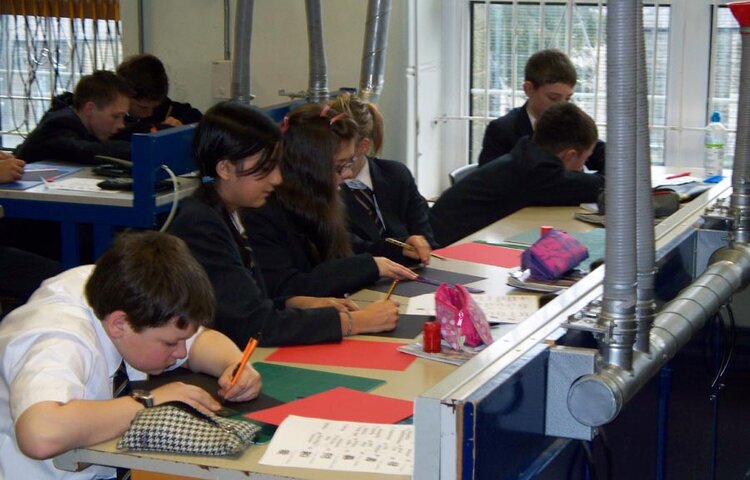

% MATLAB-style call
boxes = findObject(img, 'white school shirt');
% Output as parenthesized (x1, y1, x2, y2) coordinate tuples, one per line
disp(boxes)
(0, 265, 197, 480)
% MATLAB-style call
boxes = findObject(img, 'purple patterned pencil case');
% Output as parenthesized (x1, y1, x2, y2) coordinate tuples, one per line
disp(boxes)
(521, 229, 589, 280)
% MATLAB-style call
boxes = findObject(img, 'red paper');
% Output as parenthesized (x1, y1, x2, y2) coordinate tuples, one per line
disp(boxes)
(264, 339, 416, 371)
(433, 242, 523, 268)
(246, 387, 414, 425)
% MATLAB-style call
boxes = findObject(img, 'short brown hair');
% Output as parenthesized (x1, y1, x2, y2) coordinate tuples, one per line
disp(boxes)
(532, 103, 597, 154)
(86, 231, 215, 332)
(525, 49, 577, 88)
(116, 54, 169, 101)
(328, 93, 385, 155)
(72, 70, 133, 111)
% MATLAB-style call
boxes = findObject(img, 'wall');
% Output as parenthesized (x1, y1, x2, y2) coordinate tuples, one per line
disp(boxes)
(120, 0, 410, 174)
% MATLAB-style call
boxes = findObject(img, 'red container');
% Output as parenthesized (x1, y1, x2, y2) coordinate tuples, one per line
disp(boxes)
(423, 321, 442, 353)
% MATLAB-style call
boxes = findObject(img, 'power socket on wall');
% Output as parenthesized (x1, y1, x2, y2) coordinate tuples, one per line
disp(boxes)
(211, 60, 232, 99)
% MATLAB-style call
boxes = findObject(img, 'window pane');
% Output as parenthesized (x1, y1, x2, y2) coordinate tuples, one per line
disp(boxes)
(0, 14, 122, 149)
(710, 6, 740, 167)
(470, 2, 670, 166)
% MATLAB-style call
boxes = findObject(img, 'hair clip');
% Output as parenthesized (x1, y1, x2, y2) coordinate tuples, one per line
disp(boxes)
(280, 116, 290, 134)
(201, 175, 215, 185)
(319, 104, 331, 117)
(328, 112, 347, 125)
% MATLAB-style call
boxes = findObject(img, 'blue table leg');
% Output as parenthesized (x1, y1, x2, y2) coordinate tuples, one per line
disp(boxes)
(93, 224, 115, 261)
(60, 221, 80, 269)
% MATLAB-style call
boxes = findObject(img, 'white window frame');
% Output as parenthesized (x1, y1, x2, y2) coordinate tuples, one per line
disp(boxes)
(430, 0, 733, 194)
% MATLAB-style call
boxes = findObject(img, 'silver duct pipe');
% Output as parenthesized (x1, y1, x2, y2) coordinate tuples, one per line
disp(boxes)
(568, 244, 750, 426)
(600, 0, 639, 369)
(359, 0, 392, 103)
(305, 0, 329, 104)
(634, 3, 656, 353)
(729, 4, 750, 244)
(231, 0, 255, 103)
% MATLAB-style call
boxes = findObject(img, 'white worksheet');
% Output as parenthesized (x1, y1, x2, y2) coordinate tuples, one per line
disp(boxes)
(405, 292, 538, 324)
(259, 415, 414, 475)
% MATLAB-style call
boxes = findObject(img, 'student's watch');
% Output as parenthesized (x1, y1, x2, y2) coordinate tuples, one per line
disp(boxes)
(130, 389, 154, 408)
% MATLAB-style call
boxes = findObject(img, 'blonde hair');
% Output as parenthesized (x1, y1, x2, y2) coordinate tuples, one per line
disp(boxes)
(328, 92, 385, 155)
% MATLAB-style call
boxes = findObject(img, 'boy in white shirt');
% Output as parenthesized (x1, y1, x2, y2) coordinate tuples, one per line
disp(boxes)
(0, 230, 262, 479)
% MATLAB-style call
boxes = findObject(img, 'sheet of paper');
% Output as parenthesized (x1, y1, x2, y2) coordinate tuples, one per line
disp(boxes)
(432, 242, 523, 268)
(247, 387, 414, 426)
(264, 339, 416, 371)
(43, 178, 107, 192)
(252, 362, 384, 403)
(260, 415, 413, 475)
(369, 266, 486, 297)
(405, 293, 538, 323)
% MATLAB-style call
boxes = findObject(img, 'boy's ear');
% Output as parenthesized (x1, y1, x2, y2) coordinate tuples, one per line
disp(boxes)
(557, 148, 580, 170)
(103, 310, 130, 339)
(522, 80, 536, 98)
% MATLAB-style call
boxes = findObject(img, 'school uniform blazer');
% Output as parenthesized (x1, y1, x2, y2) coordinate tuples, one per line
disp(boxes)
(243, 197, 381, 299)
(14, 105, 131, 164)
(342, 157, 438, 262)
(168, 195, 342, 347)
(477, 101, 606, 172)
(430, 137, 605, 247)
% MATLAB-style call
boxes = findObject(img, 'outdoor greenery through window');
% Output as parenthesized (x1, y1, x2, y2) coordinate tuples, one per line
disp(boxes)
(469, 2, 740, 167)
(0, 0, 121, 149)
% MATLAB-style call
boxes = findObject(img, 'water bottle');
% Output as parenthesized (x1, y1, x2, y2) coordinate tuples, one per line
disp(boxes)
(704, 111, 727, 177)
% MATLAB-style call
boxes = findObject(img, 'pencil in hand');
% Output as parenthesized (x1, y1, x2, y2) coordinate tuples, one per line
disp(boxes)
(231, 336, 259, 386)
(385, 279, 399, 300)
(385, 237, 446, 261)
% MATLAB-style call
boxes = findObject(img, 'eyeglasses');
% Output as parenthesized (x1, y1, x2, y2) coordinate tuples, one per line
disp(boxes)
(334, 156, 357, 175)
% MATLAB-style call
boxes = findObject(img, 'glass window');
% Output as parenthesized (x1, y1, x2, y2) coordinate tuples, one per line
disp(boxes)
(710, 6, 740, 167)
(469, 2, 671, 165)
(0, 1, 121, 149)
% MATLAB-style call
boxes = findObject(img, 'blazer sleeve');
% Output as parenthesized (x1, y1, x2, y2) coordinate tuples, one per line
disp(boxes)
(168, 202, 342, 347)
(244, 205, 381, 298)
(530, 164, 605, 206)
(401, 169, 438, 247)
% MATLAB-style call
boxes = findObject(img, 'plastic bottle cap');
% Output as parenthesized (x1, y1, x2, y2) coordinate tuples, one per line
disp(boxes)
(711, 111, 721, 123)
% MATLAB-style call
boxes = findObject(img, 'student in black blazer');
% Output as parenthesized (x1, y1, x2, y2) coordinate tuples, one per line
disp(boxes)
(328, 93, 437, 265)
(168, 102, 401, 347)
(243, 103, 416, 300)
(477, 49, 605, 172)
(431, 103, 604, 246)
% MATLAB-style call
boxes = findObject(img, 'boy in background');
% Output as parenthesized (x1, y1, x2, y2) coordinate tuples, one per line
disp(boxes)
(0, 231, 261, 479)
(14, 71, 132, 164)
(431, 103, 604, 246)
(114, 53, 202, 139)
(477, 49, 605, 172)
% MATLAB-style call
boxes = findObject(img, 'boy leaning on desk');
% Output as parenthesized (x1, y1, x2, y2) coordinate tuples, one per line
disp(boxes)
(0, 230, 262, 480)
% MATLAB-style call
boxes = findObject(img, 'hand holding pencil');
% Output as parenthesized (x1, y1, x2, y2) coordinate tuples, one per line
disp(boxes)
(386, 236, 445, 263)
(218, 335, 262, 402)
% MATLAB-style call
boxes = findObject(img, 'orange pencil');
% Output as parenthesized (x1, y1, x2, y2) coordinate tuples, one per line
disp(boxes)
(231, 336, 258, 386)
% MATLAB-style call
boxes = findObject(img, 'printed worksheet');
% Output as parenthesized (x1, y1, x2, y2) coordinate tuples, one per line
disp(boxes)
(259, 415, 414, 475)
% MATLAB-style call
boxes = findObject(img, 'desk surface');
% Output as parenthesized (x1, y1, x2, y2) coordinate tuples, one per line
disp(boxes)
(54, 166, 720, 479)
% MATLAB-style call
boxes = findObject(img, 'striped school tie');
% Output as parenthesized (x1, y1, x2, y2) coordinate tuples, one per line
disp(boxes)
(345, 179, 386, 235)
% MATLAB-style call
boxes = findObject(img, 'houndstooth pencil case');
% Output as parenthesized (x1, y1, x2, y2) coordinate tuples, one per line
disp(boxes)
(117, 401, 260, 456)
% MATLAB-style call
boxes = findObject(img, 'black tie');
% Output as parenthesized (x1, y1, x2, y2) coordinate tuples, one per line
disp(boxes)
(347, 181, 385, 235)
(112, 361, 132, 480)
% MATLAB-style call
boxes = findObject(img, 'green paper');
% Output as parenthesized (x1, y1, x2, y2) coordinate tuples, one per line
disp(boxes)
(252, 361, 385, 403)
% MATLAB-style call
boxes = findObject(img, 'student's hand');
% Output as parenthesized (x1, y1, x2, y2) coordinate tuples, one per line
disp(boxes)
(403, 235, 432, 264)
(151, 381, 223, 414)
(286, 295, 359, 312)
(217, 362, 262, 403)
(0, 155, 25, 183)
(373, 257, 419, 281)
(350, 300, 399, 334)
(163, 116, 183, 127)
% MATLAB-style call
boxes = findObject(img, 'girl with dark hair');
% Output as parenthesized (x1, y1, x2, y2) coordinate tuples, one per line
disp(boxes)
(243, 103, 417, 299)
(169, 101, 399, 347)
